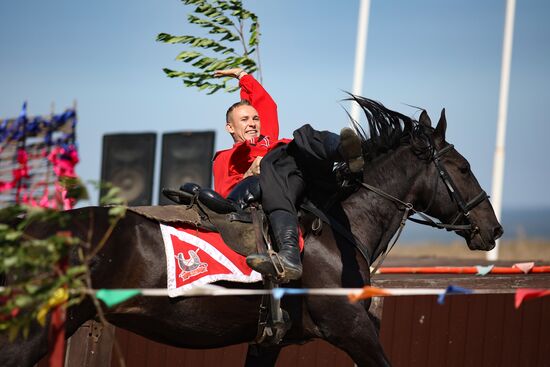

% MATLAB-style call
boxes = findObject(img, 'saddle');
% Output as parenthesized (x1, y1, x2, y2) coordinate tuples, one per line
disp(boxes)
(158, 176, 365, 268)
(158, 176, 363, 346)
(159, 176, 268, 257)
(160, 177, 299, 345)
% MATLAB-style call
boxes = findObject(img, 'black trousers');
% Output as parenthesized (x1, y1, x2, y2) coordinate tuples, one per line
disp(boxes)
(259, 124, 340, 216)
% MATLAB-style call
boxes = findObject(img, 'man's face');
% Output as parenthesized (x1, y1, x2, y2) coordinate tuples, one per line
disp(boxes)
(226, 105, 261, 143)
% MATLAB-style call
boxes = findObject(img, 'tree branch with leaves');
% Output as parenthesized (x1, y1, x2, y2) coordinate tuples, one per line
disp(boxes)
(0, 182, 127, 342)
(158, 0, 262, 94)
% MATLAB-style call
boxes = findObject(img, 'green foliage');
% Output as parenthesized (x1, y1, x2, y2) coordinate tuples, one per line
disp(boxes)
(0, 206, 83, 340)
(98, 183, 128, 223)
(0, 181, 127, 341)
(158, 0, 261, 94)
(59, 176, 89, 203)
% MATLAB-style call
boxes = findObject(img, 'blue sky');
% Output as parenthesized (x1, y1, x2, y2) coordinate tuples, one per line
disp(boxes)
(1, 0, 549, 209)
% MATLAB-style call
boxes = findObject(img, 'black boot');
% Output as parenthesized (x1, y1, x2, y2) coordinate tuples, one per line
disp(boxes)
(227, 176, 261, 209)
(320, 128, 364, 173)
(338, 127, 364, 173)
(180, 182, 201, 196)
(246, 210, 302, 281)
(198, 188, 239, 214)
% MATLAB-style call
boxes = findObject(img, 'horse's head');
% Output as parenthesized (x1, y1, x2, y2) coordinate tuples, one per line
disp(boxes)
(412, 109, 503, 250)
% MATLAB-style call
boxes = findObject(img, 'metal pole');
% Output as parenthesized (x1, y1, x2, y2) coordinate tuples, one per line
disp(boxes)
(350, 0, 371, 125)
(351, 3, 371, 367)
(487, 0, 516, 261)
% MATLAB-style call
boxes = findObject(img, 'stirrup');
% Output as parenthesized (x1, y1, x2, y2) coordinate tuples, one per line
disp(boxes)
(268, 250, 286, 280)
(246, 250, 288, 282)
(254, 279, 291, 346)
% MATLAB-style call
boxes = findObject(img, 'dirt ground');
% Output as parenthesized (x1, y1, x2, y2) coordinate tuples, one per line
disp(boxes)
(389, 238, 550, 262)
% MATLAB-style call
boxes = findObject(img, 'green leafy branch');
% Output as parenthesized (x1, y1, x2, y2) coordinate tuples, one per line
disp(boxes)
(158, 0, 262, 94)
(0, 206, 85, 340)
(0, 182, 127, 342)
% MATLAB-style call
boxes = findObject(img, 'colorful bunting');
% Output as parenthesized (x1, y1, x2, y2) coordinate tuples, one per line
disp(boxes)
(475, 265, 494, 276)
(272, 288, 308, 300)
(347, 286, 391, 303)
(25, 286, 549, 311)
(96, 289, 141, 308)
(513, 262, 535, 274)
(437, 285, 473, 305)
(514, 288, 550, 308)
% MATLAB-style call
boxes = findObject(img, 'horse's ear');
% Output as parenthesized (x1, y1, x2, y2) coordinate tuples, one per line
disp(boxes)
(419, 110, 431, 127)
(434, 108, 447, 141)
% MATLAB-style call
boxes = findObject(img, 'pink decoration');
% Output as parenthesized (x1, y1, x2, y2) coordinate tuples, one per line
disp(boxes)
(513, 262, 535, 274)
(1, 108, 78, 209)
(3, 145, 80, 209)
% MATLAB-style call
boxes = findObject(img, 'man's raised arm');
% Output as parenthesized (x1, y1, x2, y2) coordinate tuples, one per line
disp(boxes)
(214, 68, 279, 141)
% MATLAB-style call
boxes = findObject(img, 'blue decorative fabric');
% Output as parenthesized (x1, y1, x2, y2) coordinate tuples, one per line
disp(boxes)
(437, 285, 473, 305)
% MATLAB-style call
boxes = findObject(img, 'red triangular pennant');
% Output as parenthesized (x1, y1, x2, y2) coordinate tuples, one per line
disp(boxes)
(515, 288, 550, 308)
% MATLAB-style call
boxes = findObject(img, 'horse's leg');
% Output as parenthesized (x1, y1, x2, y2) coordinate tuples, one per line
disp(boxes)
(368, 296, 384, 333)
(300, 227, 391, 367)
(244, 344, 282, 367)
(306, 297, 390, 367)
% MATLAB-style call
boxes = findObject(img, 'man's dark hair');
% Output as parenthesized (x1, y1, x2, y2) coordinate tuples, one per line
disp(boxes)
(226, 99, 252, 123)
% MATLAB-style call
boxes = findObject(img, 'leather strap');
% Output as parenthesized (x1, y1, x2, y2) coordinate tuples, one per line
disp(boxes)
(300, 200, 371, 265)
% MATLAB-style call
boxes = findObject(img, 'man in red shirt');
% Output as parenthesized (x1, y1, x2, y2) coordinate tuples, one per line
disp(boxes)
(212, 68, 288, 197)
(211, 68, 363, 282)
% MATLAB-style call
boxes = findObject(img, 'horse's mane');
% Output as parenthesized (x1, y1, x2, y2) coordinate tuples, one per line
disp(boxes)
(347, 96, 435, 161)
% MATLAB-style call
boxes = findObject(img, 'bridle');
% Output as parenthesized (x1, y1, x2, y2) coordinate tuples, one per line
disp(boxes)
(359, 140, 490, 273)
(408, 143, 489, 232)
(360, 143, 488, 232)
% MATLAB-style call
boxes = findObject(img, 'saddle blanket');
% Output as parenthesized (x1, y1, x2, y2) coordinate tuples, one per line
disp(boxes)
(160, 223, 262, 297)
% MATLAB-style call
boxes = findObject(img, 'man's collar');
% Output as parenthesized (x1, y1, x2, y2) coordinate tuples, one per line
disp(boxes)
(233, 135, 263, 147)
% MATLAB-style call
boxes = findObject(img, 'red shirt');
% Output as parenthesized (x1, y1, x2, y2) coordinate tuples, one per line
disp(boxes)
(213, 74, 289, 197)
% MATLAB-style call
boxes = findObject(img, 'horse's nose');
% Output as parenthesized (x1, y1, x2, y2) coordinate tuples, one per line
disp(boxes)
(493, 225, 504, 240)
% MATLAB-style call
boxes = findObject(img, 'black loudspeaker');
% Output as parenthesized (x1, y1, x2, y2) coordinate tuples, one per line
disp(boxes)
(100, 133, 156, 206)
(159, 131, 215, 205)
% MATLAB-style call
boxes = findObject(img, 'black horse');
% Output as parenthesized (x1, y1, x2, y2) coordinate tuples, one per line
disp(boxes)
(0, 98, 502, 367)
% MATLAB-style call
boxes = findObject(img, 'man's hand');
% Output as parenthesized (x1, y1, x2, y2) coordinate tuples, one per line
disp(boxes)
(214, 68, 247, 79)
(243, 156, 262, 178)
